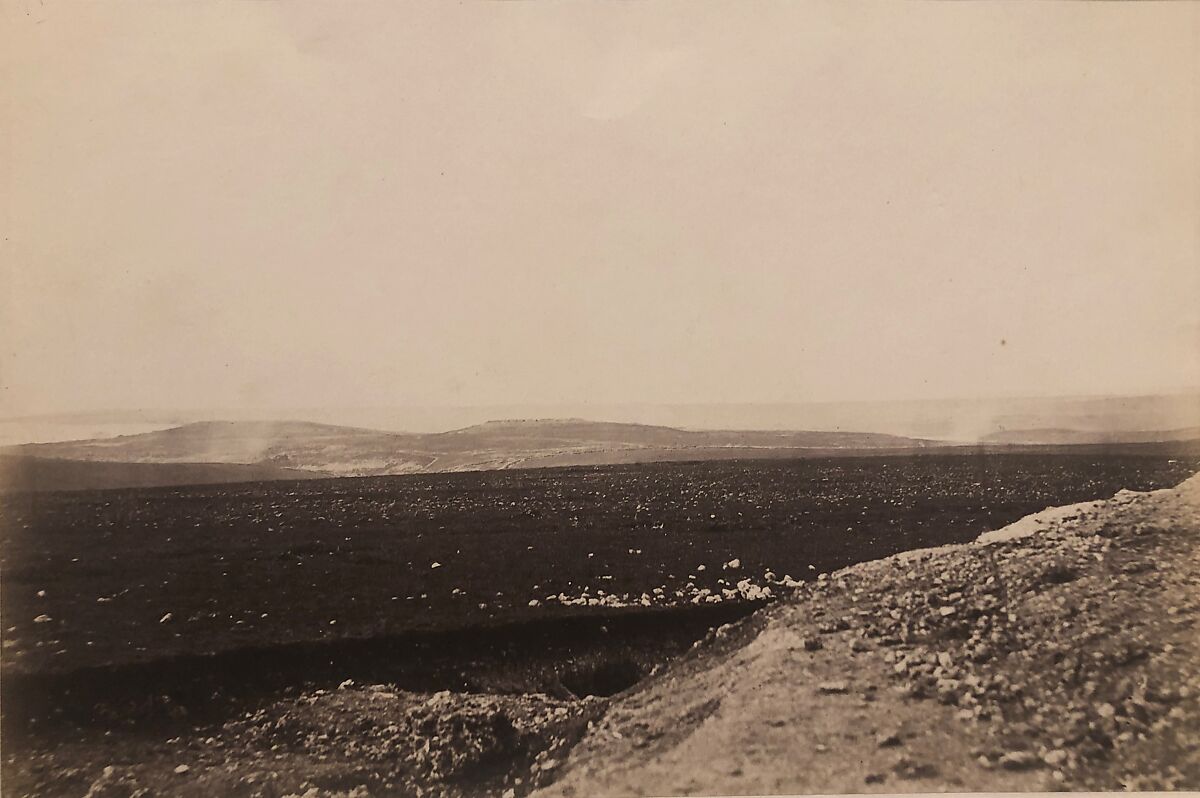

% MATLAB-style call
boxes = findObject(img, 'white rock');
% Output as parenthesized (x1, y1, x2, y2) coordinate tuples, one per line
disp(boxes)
(1043, 749, 1068, 766)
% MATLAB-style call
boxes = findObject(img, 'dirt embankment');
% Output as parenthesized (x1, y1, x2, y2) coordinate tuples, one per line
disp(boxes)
(535, 472, 1200, 795)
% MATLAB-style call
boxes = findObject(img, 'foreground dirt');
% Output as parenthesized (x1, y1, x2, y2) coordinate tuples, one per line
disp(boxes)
(536, 472, 1200, 795)
(6, 472, 1199, 797)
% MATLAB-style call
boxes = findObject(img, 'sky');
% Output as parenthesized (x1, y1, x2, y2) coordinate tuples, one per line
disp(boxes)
(3, 1, 1198, 419)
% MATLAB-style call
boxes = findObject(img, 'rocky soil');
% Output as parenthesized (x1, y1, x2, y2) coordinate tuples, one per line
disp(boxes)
(11, 687, 605, 798)
(6, 471, 1198, 796)
(536, 472, 1200, 795)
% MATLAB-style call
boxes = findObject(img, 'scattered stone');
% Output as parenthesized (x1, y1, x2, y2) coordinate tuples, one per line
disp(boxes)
(173, 765, 189, 775)
(876, 731, 902, 748)
(969, 644, 992, 663)
(1146, 685, 1181, 704)
(1039, 560, 1078, 586)
(893, 757, 939, 780)
(1043, 749, 1068, 766)
(998, 751, 1042, 771)
(818, 617, 851, 634)
(818, 681, 849, 694)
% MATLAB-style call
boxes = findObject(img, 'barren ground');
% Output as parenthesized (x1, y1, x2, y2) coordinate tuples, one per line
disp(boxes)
(4, 469, 1199, 796)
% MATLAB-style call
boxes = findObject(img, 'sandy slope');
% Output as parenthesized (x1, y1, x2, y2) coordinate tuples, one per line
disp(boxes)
(534, 473, 1200, 795)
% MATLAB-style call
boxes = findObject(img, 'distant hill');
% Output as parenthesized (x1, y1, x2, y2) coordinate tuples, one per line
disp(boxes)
(981, 427, 1200, 446)
(4, 417, 1199, 492)
(0, 455, 323, 493)
(6, 393, 1196, 445)
(436, 418, 931, 452)
(0, 418, 939, 491)
(4, 420, 439, 478)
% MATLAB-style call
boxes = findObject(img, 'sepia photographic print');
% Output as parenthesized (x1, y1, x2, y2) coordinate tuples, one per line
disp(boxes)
(2, 1, 1199, 796)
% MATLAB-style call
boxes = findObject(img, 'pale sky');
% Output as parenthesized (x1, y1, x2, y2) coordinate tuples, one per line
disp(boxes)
(3, 1, 1198, 418)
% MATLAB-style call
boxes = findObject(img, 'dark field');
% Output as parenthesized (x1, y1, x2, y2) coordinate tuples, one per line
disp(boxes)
(3, 449, 1198, 680)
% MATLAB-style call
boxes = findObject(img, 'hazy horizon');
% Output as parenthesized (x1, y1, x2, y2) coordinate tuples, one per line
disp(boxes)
(5, 2, 1198, 419)
(2, 391, 1198, 449)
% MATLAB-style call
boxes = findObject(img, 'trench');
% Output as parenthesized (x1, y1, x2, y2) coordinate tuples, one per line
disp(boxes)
(2, 600, 765, 746)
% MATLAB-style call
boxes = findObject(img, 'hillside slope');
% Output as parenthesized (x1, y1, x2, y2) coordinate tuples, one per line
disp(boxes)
(534, 472, 1200, 795)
